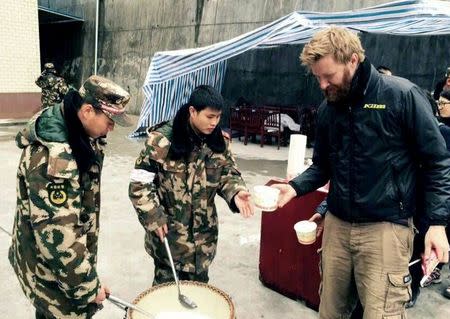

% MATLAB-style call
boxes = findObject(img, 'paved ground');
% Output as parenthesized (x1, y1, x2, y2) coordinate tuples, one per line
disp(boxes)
(0, 117, 449, 319)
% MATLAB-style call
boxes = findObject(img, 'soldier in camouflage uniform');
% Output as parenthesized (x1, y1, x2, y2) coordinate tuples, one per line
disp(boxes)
(36, 63, 69, 109)
(9, 75, 132, 319)
(129, 85, 254, 285)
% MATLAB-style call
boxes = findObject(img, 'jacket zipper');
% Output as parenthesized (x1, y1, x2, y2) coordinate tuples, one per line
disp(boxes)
(348, 106, 354, 220)
(392, 165, 405, 214)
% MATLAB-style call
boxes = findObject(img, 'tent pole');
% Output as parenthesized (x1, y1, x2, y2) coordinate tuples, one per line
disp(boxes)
(94, 0, 99, 75)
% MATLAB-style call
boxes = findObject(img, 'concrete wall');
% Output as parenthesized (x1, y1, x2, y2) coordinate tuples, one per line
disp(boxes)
(0, 0, 41, 118)
(41, 0, 450, 115)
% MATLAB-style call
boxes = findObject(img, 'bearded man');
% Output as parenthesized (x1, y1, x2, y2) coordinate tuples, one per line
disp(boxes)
(273, 26, 450, 318)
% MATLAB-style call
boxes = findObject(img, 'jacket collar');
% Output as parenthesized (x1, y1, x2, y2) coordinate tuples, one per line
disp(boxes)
(16, 104, 80, 179)
(329, 58, 373, 108)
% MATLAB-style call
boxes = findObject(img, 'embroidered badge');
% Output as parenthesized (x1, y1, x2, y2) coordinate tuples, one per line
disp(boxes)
(47, 182, 68, 207)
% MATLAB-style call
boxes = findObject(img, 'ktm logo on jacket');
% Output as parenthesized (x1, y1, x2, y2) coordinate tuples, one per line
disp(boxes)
(363, 104, 386, 109)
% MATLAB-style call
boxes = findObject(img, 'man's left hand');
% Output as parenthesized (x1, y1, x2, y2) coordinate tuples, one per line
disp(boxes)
(309, 213, 325, 238)
(234, 191, 254, 218)
(424, 225, 449, 263)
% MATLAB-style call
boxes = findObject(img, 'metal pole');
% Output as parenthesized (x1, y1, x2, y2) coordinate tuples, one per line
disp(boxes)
(94, 0, 99, 75)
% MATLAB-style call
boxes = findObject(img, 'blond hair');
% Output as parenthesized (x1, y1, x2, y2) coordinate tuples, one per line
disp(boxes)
(300, 26, 365, 69)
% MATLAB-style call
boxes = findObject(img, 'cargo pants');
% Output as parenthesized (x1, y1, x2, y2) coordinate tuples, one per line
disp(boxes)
(319, 213, 414, 319)
(153, 261, 209, 286)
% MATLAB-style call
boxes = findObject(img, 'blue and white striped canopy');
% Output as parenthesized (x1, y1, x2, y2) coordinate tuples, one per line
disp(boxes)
(132, 0, 450, 137)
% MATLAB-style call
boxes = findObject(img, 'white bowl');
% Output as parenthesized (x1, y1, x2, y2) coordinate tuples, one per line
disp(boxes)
(294, 220, 317, 245)
(253, 185, 280, 212)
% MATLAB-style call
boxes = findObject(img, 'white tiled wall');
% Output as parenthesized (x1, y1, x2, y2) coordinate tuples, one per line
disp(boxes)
(0, 0, 41, 93)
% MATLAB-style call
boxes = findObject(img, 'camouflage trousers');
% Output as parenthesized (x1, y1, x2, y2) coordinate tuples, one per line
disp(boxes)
(35, 305, 96, 319)
(152, 261, 209, 286)
(35, 309, 61, 319)
(36, 309, 51, 319)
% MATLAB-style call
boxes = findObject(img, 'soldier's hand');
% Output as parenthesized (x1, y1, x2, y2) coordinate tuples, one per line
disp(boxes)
(271, 183, 297, 208)
(94, 285, 110, 304)
(234, 191, 254, 218)
(156, 224, 168, 242)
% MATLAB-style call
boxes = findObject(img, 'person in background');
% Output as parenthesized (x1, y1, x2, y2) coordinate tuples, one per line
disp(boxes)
(273, 26, 450, 318)
(437, 89, 450, 149)
(421, 89, 450, 299)
(405, 88, 440, 308)
(433, 67, 450, 100)
(129, 85, 254, 285)
(36, 62, 69, 109)
(9, 75, 132, 319)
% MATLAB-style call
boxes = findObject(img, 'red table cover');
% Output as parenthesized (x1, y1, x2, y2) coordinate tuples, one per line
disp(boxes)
(259, 180, 328, 310)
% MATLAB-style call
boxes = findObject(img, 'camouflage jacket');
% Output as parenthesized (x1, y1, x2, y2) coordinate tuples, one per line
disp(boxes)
(129, 121, 247, 274)
(36, 73, 69, 108)
(8, 104, 104, 318)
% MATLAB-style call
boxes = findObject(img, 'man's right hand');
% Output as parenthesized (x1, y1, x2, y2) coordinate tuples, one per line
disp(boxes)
(94, 285, 110, 304)
(271, 184, 297, 208)
(156, 224, 168, 242)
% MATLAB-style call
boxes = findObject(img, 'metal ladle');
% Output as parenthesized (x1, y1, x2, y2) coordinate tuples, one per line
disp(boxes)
(163, 237, 197, 309)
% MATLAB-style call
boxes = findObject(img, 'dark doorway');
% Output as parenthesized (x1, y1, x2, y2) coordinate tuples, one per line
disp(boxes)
(38, 6, 84, 88)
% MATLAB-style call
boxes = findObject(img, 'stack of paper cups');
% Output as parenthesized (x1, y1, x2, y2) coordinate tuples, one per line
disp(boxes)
(287, 134, 307, 180)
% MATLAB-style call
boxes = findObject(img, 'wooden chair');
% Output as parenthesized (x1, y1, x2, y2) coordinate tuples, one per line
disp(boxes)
(261, 106, 282, 149)
(229, 106, 244, 141)
(241, 107, 263, 146)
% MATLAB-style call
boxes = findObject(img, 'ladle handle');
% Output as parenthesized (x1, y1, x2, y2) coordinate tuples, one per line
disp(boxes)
(107, 294, 155, 319)
(164, 237, 180, 290)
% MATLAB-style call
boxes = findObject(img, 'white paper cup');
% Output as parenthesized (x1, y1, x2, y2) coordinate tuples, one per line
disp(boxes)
(294, 220, 317, 245)
(253, 185, 280, 212)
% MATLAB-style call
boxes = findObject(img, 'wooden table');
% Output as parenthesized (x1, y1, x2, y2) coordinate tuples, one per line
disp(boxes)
(259, 181, 328, 310)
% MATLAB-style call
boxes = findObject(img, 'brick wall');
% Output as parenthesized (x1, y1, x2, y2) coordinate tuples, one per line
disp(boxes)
(0, 0, 41, 93)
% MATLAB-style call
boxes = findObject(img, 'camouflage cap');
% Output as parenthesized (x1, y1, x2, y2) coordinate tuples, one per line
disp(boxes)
(79, 75, 132, 127)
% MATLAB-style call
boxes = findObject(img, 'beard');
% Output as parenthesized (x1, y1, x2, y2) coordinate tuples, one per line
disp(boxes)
(324, 68, 352, 103)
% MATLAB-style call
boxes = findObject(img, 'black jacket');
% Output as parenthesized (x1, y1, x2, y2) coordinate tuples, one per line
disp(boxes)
(290, 60, 450, 225)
